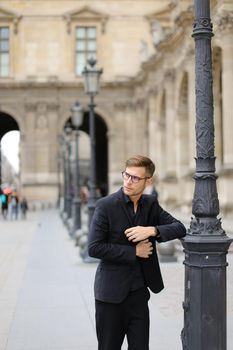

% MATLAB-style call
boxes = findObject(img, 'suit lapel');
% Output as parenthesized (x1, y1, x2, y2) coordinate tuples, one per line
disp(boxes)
(118, 200, 133, 226)
(115, 189, 133, 226)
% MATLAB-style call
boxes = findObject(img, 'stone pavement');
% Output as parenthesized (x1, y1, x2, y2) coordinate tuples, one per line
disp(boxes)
(0, 209, 232, 350)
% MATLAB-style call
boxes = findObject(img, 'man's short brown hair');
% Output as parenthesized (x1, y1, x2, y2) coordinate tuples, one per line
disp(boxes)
(125, 155, 155, 177)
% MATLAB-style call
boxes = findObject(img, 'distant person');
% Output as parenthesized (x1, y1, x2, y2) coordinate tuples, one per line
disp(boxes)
(80, 185, 89, 204)
(20, 197, 28, 219)
(0, 193, 8, 219)
(9, 193, 19, 220)
(88, 155, 186, 350)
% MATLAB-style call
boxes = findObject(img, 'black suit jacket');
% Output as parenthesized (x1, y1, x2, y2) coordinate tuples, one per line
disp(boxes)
(88, 188, 186, 303)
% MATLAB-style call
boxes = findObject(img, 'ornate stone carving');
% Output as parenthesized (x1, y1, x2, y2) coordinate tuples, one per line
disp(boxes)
(139, 40, 149, 62)
(24, 102, 37, 112)
(36, 114, 48, 129)
(47, 102, 59, 112)
(63, 5, 109, 34)
(151, 20, 164, 46)
(165, 69, 175, 81)
(135, 98, 146, 109)
(114, 100, 135, 111)
(215, 11, 233, 32)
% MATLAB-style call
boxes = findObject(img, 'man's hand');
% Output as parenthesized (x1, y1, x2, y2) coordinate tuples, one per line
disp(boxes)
(125, 226, 157, 242)
(136, 239, 153, 258)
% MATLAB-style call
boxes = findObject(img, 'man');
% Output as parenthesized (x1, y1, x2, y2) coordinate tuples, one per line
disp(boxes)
(88, 155, 186, 350)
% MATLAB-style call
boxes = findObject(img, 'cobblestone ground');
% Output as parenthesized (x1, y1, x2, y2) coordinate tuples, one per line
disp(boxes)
(0, 209, 232, 350)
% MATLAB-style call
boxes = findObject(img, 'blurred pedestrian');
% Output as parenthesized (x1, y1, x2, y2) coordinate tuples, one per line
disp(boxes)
(88, 155, 186, 350)
(0, 193, 8, 219)
(20, 197, 28, 219)
(9, 192, 19, 220)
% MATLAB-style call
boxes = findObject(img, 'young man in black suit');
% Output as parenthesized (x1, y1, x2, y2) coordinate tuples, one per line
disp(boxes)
(88, 155, 186, 350)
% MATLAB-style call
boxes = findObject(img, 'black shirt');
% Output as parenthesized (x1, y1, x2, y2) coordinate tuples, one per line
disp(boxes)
(122, 190, 146, 291)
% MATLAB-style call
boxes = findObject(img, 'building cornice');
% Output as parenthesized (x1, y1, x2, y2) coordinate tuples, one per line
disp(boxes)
(0, 5, 22, 33)
(63, 5, 109, 34)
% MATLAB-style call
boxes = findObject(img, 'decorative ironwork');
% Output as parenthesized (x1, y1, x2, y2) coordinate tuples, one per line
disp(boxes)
(181, 2, 232, 349)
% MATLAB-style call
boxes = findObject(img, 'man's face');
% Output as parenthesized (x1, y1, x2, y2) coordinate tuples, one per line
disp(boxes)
(122, 166, 149, 198)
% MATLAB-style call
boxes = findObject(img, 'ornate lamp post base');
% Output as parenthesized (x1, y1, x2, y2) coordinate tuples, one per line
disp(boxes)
(181, 233, 232, 349)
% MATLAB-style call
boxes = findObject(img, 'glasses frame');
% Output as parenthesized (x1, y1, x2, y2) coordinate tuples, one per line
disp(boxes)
(121, 171, 150, 184)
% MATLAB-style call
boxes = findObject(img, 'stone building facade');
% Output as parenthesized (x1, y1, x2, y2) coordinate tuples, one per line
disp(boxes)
(0, 0, 232, 213)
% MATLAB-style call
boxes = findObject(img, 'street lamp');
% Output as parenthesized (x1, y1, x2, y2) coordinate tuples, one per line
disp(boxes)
(70, 101, 84, 236)
(82, 57, 103, 227)
(0, 140, 2, 186)
(181, 1, 232, 349)
(64, 121, 73, 222)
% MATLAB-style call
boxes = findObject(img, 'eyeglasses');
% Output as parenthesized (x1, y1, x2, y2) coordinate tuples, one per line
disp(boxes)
(122, 171, 150, 183)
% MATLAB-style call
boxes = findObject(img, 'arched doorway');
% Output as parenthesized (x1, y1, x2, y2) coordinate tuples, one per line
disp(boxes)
(64, 111, 108, 196)
(0, 111, 20, 186)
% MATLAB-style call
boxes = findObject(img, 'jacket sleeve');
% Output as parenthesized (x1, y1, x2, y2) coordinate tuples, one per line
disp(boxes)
(88, 200, 136, 263)
(155, 203, 186, 242)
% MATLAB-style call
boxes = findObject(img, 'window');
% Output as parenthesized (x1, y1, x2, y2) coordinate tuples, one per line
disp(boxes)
(75, 27, 96, 76)
(0, 27, 9, 77)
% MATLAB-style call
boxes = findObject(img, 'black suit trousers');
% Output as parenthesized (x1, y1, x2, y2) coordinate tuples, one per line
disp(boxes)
(95, 287, 150, 350)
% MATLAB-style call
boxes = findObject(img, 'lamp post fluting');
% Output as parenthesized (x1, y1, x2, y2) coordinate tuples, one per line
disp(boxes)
(181, 1, 232, 349)
(70, 102, 84, 236)
(82, 58, 103, 227)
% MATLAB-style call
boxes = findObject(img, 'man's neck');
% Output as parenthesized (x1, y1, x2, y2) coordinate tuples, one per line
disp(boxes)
(129, 194, 142, 212)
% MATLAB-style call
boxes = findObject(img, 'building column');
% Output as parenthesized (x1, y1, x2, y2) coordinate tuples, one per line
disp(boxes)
(133, 98, 148, 155)
(216, 14, 233, 167)
(187, 59, 196, 171)
(147, 89, 159, 164)
(21, 102, 59, 202)
(164, 70, 176, 177)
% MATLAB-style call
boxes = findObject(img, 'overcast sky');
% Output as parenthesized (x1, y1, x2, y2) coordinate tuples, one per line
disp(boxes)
(1, 131, 20, 173)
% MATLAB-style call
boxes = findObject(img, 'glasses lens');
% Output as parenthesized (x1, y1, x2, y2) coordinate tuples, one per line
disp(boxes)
(131, 175, 140, 183)
(122, 171, 144, 183)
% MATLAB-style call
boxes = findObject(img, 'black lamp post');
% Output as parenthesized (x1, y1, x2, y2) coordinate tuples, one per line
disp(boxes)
(61, 134, 68, 217)
(82, 58, 103, 227)
(0, 140, 2, 186)
(64, 121, 73, 221)
(70, 101, 84, 236)
(181, 1, 232, 349)
(57, 135, 63, 211)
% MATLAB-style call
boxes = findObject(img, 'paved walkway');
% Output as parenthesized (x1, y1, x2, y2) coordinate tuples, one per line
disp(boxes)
(0, 209, 232, 350)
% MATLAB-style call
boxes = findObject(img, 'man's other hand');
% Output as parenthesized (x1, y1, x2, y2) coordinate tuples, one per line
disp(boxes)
(136, 239, 153, 258)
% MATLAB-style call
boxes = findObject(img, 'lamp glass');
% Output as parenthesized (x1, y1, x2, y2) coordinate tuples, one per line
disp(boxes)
(82, 58, 102, 96)
(71, 102, 84, 128)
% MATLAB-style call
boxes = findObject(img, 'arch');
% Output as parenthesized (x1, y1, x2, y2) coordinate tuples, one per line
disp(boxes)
(0, 111, 20, 185)
(64, 111, 108, 196)
(0, 111, 19, 140)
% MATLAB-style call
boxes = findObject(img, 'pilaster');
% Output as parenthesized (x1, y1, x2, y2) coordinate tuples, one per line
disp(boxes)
(164, 69, 176, 177)
(215, 10, 233, 167)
